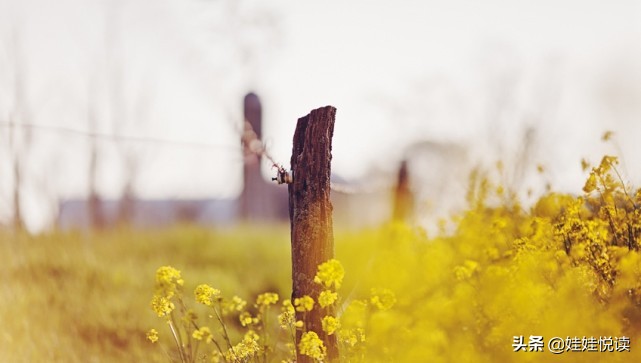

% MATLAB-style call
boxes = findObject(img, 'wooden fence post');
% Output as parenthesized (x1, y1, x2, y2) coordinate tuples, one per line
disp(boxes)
(392, 159, 413, 222)
(240, 92, 266, 220)
(288, 106, 338, 362)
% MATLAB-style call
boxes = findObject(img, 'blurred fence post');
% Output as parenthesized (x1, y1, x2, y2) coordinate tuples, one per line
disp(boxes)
(288, 106, 338, 362)
(240, 92, 268, 220)
(392, 159, 413, 222)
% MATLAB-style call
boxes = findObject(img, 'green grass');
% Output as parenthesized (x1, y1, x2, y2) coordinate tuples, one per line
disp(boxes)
(0, 225, 293, 363)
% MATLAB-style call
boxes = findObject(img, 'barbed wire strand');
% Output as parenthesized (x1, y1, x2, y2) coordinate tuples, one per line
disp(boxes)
(237, 118, 382, 192)
(238, 119, 282, 170)
(0, 121, 241, 152)
(0, 120, 387, 194)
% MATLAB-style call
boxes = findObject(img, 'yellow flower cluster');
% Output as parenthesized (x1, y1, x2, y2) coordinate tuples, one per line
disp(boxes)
(321, 315, 340, 335)
(222, 295, 247, 315)
(148, 266, 187, 350)
(556, 155, 641, 297)
(294, 295, 314, 312)
(142, 152, 641, 362)
(278, 300, 297, 329)
(150, 266, 183, 319)
(146, 257, 393, 363)
(298, 331, 326, 361)
(337, 328, 366, 347)
(369, 288, 396, 310)
(146, 328, 158, 343)
(239, 311, 259, 327)
(192, 326, 213, 344)
(154, 265, 184, 299)
(453, 259, 479, 281)
(321, 154, 641, 361)
(256, 292, 279, 306)
(150, 294, 174, 318)
(318, 290, 338, 308)
(224, 330, 261, 362)
(314, 259, 345, 289)
(147, 266, 304, 363)
(194, 284, 221, 306)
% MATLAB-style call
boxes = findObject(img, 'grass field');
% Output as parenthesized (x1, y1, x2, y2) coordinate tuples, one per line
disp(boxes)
(0, 225, 294, 362)
(3, 156, 641, 363)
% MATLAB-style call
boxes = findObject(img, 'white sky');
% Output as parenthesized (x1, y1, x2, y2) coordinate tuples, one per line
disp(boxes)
(1, 0, 641, 230)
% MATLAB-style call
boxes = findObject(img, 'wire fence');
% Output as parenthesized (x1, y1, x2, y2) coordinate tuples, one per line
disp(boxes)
(0, 121, 241, 152)
(0, 120, 389, 194)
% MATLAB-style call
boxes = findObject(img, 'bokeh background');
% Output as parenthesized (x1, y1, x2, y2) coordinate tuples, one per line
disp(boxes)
(3, 1, 641, 363)
(1, 0, 640, 232)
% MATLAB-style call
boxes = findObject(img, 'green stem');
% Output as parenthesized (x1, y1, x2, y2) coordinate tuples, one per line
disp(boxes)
(211, 338, 225, 360)
(168, 317, 187, 363)
(261, 305, 269, 363)
(177, 297, 193, 362)
(214, 303, 234, 350)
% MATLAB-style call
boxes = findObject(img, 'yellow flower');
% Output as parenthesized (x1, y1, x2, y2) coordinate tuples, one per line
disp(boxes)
(282, 299, 294, 310)
(581, 158, 590, 171)
(256, 292, 279, 306)
(192, 326, 213, 344)
(313, 259, 345, 289)
(338, 328, 366, 347)
(583, 172, 597, 194)
(294, 295, 315, 312)
(318, 290, 338, 308)
(232, 296, 247, 310)
(155, 266, 183, 298)
(454, 260, 479, 281)
(278, 300, 296, 329)
(370, 288, 397, 310)
(244, 330, 260, 342)
(239, 312, 259, 327)
(278, 310, 295, 329)
(150, 295, 175, 317)
(146, 328, 159, 343)
(194, 284, 221, 306)
(210, 351, 222, 363)
(597, 155, 618, 174)
(321, 315, 340, 335)
(224, 330, 261, 361)
(298, 331, 326, 361)
(223, 296, 247, 314)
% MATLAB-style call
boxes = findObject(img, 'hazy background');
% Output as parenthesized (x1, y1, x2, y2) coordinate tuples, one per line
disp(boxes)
(1, 0, 641, 231)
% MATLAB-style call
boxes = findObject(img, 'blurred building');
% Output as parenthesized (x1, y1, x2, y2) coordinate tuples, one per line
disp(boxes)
(56, 92, 469, 230)
(56, 92, 290, 230)
(332, 140, 470, 230)
(57, 198, 238, 229)
(56, 140, 469, 230)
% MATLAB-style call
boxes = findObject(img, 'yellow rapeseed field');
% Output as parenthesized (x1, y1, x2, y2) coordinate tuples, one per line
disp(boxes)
(3, 155, 641, 362)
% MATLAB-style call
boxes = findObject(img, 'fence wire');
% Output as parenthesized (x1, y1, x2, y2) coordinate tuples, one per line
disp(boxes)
(0, 121, 241, 151)
(0, 121, 387, 194)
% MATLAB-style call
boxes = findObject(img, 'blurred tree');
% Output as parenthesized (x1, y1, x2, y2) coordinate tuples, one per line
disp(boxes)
(0, 29, 32, 231)
(99, 0, 151, 227)
(86, 75, 105, 230)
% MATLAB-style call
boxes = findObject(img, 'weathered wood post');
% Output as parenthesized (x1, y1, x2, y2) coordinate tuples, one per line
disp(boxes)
(288, 106, 338, 362)
(240, 92, 265, 220)
(392, 159, 413, 222)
